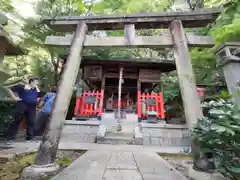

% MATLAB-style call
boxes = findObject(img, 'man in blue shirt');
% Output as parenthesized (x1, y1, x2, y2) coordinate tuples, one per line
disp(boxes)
(34, 86, 56, 136)
(6, 77, 39, 144)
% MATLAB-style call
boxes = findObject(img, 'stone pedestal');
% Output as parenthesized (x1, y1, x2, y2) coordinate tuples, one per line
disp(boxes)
(188, 167, 226, 180)
(20, 163, 60, 180)
(216, 43, 240, 105)
(61, 120, 101, 143)
(139, 122, 190, 147)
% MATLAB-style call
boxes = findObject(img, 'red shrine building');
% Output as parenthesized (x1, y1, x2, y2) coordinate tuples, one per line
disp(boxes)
(73, 57, 176, 121)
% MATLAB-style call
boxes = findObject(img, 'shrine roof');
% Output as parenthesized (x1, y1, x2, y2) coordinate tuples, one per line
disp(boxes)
(42, 8, 221, 31)
(80, 57, 176, 72)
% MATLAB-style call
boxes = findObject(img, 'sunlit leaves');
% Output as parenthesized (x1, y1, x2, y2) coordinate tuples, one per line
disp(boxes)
(208, 0, 240, 44)
(0, 0, 14, 12)
(211, 22, 240, 45)
(92, 0, 174, 14)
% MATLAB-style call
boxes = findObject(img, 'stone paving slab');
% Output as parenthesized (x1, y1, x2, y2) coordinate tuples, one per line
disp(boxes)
(103, 169, 143, 180)
(51, 150, 110, 180)
(134, 152, 188, 180)
(50, 150, 188, 180)
(107, 152, 137, 170)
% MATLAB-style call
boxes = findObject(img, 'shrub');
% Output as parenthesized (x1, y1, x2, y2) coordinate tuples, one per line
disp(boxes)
(193, 99, 240, 180)
(0, 100, 16, 137)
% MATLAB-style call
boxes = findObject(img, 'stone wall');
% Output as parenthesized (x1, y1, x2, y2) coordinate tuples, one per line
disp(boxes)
(135, 122, 190, 147)
(61, 120, 101, 143)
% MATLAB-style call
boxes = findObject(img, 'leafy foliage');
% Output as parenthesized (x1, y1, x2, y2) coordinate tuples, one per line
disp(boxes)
(161, 73, 181, 102)
(19, 0, 87, 87)
(209, 0, 240, 44)
(0, 0, 14, 12)
(193, 99, 240, 179)
(92, 0, 175, 14)
(0, 100, 16, 137)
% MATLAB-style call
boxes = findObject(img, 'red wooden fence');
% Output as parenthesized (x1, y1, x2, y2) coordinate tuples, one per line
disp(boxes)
(74, 90, 104, 117)
(137, 91, 165, 120)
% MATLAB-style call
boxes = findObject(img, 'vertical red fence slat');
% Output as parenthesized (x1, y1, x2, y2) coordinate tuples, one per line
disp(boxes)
(146, 93, 150, 119)
(74, 97, 81, 116)
(142, 93, 145, 118)
(159, 92, 165, 119)
(137, 91, 141, 120)
(89, 90, 94, 115)
(87, 90, 92, 115)
(84, 90, 87, 115)
(155, 93, 160, 118)
(80, 90, 86, 115)
(98, 90, 104, 116)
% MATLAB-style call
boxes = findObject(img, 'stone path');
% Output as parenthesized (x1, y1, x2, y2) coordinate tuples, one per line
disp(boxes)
(0, 141, 190, 180)
(51, 150, 188, 180)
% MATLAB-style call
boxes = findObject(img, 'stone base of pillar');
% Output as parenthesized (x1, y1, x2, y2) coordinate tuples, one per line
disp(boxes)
(188, 166, 226, 180)
(116, 123, 122, 131)
(20, 163, 60, 180)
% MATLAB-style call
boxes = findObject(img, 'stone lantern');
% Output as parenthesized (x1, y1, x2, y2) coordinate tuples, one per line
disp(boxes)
(0, 13, 23, 64)
(215, 42, 240, 106)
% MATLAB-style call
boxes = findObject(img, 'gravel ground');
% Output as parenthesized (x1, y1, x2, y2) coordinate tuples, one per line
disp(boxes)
(0, 150, 85, 180)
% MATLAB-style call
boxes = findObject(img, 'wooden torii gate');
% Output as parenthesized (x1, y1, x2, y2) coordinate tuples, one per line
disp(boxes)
(35, 8, 221, 166)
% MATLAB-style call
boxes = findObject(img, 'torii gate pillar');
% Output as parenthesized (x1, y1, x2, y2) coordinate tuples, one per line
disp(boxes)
(169, 20, 203, 130)
(21, 22, 88, 179)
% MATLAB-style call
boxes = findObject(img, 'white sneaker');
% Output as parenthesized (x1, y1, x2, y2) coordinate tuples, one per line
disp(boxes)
(26, 139, 38, 143)
(26, 140, 33, 143)
(5, 140, 14, 145)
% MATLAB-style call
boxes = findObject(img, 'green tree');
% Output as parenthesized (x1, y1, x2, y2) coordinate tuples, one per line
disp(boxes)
(0, 0, 14, 12)
(20, 0, 86, 87)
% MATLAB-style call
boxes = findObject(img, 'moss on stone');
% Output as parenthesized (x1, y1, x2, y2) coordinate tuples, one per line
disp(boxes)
(158, 153, 192, 159)
(0, 150, 85, 180)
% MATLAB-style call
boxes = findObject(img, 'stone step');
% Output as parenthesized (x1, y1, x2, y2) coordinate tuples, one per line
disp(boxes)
(97, 136, 134, 145)
(97, 132, 134, 145)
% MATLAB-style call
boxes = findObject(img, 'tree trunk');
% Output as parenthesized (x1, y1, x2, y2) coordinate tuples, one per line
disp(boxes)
(34, 22, 88, 165)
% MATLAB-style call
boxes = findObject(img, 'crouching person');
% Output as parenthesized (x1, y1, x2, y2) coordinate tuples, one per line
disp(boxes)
(34, 86, 56, 136)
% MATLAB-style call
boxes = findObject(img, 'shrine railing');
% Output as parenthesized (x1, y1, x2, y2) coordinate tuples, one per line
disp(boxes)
(74, 90, 104, 118)
(137, 92, 165, 121)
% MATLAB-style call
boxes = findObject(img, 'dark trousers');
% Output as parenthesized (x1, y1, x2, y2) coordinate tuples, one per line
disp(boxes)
(6, 101, 36, 140)
(34, 112, 50, 136)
